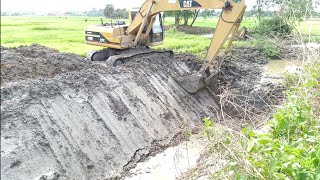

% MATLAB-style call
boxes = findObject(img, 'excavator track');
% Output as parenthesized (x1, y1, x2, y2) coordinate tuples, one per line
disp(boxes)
(86, 48, 116, 61)
(106, 49, 173, 67)
(87, 48, 173, 67)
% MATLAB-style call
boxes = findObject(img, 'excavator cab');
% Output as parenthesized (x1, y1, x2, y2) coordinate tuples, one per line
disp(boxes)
(148, 14, 164, 43)
(130, 9, 164, 45)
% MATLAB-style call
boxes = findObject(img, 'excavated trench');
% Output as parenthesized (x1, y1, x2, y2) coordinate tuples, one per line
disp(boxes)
(1, 45, 278, 180)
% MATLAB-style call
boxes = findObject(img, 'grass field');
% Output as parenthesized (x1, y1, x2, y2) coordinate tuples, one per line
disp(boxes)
(1, 16, 107, 55)
(1, 16, 319, 57)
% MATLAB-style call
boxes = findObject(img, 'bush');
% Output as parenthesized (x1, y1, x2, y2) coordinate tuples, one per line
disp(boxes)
(256, 17, 292, 36)
(256, 37, 280, 59)
(244, 61, 320, 179)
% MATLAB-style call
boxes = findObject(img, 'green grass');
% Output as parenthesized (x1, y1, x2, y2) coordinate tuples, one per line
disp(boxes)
(1, 16, 111, 56)
(1, 16, 319, 57)
(155, 30, 255, 58)
(243, 60, 320, 179)
(298, 19, 320, 35)
(155, 30, 211, 58)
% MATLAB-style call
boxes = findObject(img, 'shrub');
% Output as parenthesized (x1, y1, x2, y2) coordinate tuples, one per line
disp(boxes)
(256, 37, 280, 59)
(256, 17, 292, 36)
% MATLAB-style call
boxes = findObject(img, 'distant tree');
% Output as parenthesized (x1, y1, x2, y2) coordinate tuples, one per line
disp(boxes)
(65, 11, 82, 16)
(189, 10, 200, 26)
(166, 10, 200, 26)
(104, 4, 115, 18)
(256, 0, 263, 24)
(84, 8, 104, 17)
(1, 12, 8, 16)
(257, 0, 319, 23)
(113, 9, 128, 19)
(164, 11, 181, 26)
(244, 10, 256, 17)
(11, 12, 22, 16)
(174, 11, 182, 26)
(254, 0, 320, 35)
(103, 5, 127, 19)
(201, 9, 215, 19)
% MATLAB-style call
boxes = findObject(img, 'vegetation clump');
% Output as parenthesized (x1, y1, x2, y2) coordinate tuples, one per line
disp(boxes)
(256, 16, 292, 35)
(202, 59, 320, 179)
(255, 37, 280, 59)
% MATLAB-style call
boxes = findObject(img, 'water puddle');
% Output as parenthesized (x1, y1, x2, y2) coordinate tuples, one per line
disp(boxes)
(125, 136, 207, 180)
(201, 34, 213, 39)
(263, 59, 303, 76)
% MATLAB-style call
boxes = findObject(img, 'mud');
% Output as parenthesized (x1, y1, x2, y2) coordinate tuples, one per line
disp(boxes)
(1, 44, 217, 180)
(1, 44, 280, 180)
(211, 47, 284, 126)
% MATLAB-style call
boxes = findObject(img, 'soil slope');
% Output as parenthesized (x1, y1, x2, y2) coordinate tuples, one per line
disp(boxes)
(1, 45, 218, 180)
(1, 44, 275, 180)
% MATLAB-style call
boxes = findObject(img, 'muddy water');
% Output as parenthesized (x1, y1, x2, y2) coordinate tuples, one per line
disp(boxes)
(263, 59, 303, 75)
(125, 135, 207, 180)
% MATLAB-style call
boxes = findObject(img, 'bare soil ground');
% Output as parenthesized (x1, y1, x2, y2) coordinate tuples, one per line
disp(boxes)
(214, 47, 284, 127)
(164, 25, 214, 35)
(1, 44, 281, 180)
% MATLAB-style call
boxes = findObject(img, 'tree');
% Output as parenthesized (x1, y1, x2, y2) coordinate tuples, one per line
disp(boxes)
(165, 10, 200, 26)
(257, 0, 318, 23)
(256, 0, 263, 24)
(104, 4, 114, 18)
(103, 5, 127, 19)
(164, 11, 181, 26)
(276, 0, 315, 22)
(113, 9, 128, 19)
(201, 10, 215, 19)
(181, 10, 200, 26)
(84, 8, 104, 17)
(174, 11, 182, 26)
(164, 10, 201, 26)
(190, 10, 200, 26)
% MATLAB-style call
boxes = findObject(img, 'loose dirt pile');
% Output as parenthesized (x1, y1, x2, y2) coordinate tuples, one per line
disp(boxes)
(1, 44, 279, 180)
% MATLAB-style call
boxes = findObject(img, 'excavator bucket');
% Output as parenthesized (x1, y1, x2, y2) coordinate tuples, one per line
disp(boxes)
(173, 67, 218, 93)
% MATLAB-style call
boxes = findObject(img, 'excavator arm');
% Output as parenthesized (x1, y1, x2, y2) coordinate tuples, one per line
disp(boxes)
(128, 0, 246, 63)
(127, 0, 246, 93)
(85, 0, 246, 93)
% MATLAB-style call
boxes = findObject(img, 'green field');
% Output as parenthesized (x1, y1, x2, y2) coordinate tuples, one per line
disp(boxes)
(1, 16, 319, 57)
(1, 16, 106, 55)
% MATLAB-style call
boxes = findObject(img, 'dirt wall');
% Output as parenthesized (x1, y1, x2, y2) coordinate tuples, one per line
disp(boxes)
(1, 45, 219, 180)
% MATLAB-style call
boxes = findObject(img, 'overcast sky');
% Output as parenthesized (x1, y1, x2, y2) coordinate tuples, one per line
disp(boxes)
(2, 0, 257, 13)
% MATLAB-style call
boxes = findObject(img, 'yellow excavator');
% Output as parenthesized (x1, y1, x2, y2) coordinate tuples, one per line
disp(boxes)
(85, 0, 246, 93)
